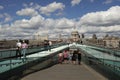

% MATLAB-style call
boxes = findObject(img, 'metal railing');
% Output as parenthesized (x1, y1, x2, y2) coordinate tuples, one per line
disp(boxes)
(0, 42, 68, 80)
(0, 42, 67, 60)
(78, 44, 120, 80)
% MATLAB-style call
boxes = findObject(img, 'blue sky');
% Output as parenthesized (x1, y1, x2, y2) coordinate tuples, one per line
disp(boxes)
(0, 0, 120, 39)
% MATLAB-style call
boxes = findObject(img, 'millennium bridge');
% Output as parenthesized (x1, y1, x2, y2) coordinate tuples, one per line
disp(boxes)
(0, 43, 120, 80)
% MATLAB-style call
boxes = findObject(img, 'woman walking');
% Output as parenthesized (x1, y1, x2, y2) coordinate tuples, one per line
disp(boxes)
(21, 40, 28, 60)
(63, 50, 69, 64)
(58, 51, 63, 64)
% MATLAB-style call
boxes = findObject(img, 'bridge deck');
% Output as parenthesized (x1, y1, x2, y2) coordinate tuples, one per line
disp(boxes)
(21, 63, 107, 80)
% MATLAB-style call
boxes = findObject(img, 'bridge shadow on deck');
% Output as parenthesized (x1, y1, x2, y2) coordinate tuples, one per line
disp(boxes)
(21, 63, 107, 80)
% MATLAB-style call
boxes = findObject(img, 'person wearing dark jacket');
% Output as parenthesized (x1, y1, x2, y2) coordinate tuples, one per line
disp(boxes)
(72, 50, 77, 64)
(77, 49, 82, 65)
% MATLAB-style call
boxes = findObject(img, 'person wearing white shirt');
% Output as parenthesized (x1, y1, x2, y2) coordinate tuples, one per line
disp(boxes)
(48, 41, 52, 51)
(16, 40, 22, 58)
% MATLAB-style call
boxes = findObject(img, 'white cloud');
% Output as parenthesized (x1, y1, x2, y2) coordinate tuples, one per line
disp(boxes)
(0, 13, 75, 39)
(101, 25, 120, 32)
(0, 5, 4, 10)
(71, 0, 82, 6)
(16, 8, 38, 17)
(0, 15, 45, 39)
(13, 15, 44, 29)
(0, 5, 120, 39)
(78, 6, 120, 37)
(40, 2, 65, 16)
(80, 6, 120, 26)
(20, 2, 65, 16)
(23, 3, 41, 10)
(37, 18, 75, 38)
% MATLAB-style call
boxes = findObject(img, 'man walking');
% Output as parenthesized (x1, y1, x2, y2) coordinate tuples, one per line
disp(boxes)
(16, 40, 21, 58)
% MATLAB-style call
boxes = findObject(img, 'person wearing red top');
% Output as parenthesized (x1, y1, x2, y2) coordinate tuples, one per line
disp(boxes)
(58, 51, 63, 64)
(63, 50, 69, 64)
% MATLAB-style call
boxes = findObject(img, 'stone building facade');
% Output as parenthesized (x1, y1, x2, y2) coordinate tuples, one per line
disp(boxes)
(103, 36, 120, 48)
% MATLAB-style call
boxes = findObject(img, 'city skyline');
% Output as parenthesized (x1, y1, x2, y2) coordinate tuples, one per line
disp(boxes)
(0, 0, 120, 40)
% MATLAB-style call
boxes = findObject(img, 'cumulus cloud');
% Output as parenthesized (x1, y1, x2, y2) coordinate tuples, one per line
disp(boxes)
(78, 6, 120, 37)
(80, 6, 120, 26)
(71, 0, 82, 6)
(18, 2, 65, 16)
(0, 5, 4, 10)
(0, 13, 75, 39)
(40, 2, 65, 16)
(16, 8, 38, 17)
(0, 5, 120, 39)
(12, 15, 44, 30)
(37, 18, 75, 38)
(0, 15, 45, 39)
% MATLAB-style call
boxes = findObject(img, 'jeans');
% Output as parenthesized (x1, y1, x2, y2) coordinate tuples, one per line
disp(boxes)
(16, 48, 21, 58)
(22, 48, 26, 58)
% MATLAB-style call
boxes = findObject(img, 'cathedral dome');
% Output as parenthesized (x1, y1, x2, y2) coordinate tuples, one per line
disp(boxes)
(71, 30, 80, 42)
(71, 30, 79, 35)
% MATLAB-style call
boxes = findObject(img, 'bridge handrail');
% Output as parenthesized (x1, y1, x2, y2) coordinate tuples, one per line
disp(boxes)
(78, 44, 120, 78)
(0, 42, 67, 60)
(84, 44, 120, 57)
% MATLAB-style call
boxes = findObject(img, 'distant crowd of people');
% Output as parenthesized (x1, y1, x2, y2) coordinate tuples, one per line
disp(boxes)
(58, 49, 82, 65)
(44, 40, 52, 51)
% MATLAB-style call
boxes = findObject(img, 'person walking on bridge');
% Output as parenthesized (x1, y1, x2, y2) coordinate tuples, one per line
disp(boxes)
(16, 40, 22, 58)
(48, 40, 52, 51)
(63, 50, 69, 64)
(72, 50, 77, 64)
(58, 51, 63, 64)
(21, 40, 28, 60)
(77, 49, 82, 65)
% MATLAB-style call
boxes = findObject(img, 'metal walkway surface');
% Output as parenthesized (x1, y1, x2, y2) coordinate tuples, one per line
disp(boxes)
(21, 63, 108, 80)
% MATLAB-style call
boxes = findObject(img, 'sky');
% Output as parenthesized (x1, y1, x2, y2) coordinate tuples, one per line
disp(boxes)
(0, 0, 120, 40)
